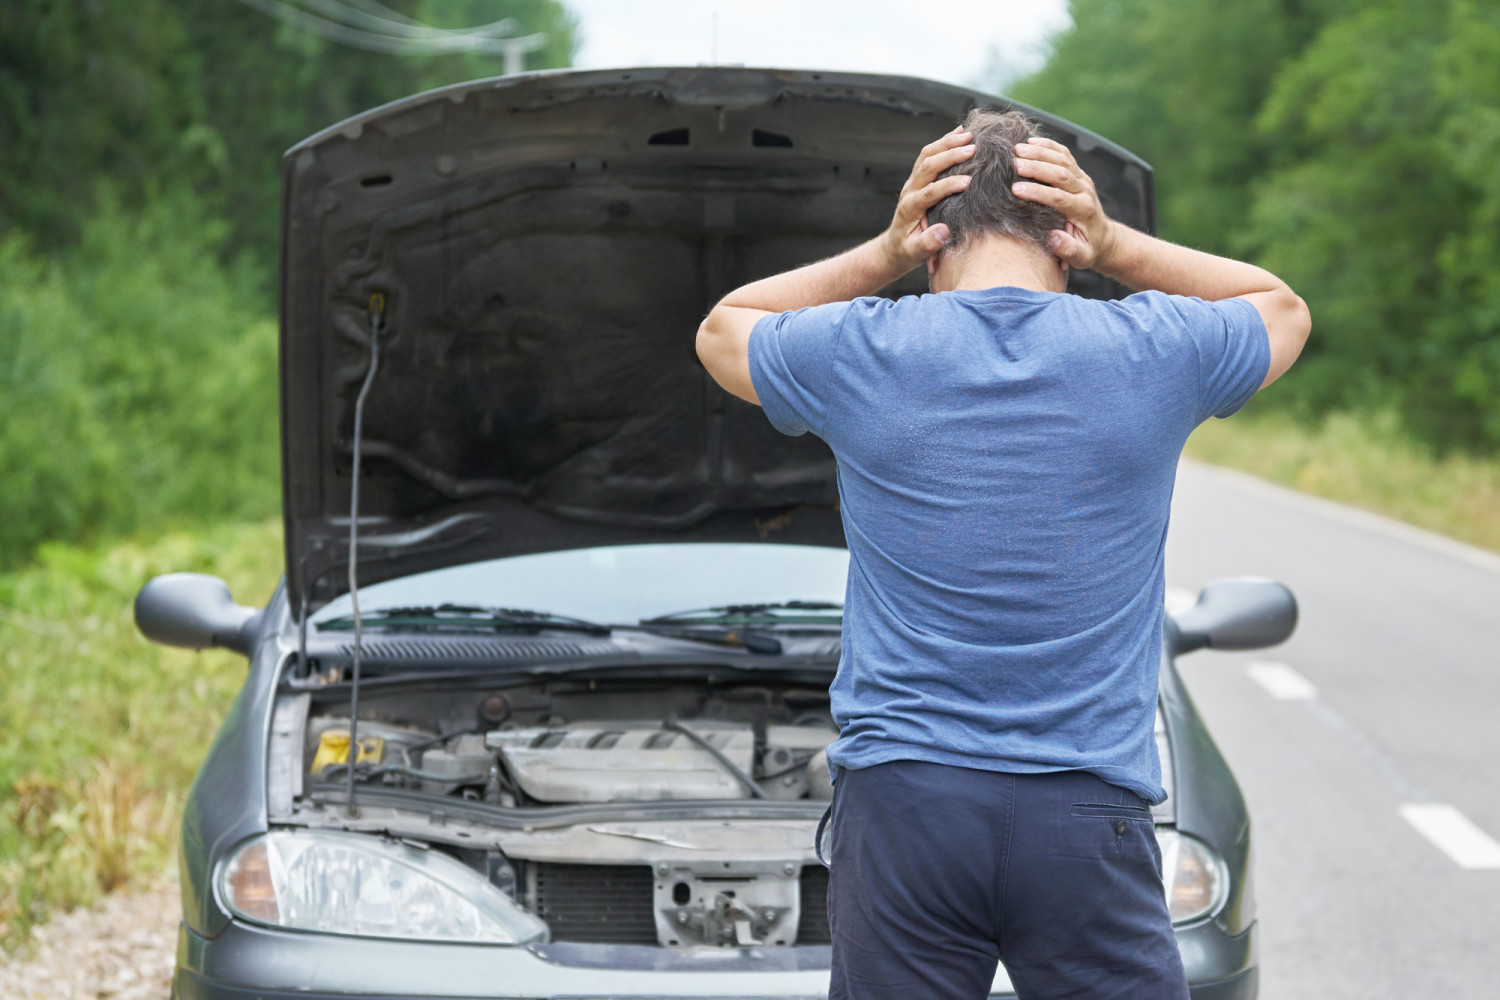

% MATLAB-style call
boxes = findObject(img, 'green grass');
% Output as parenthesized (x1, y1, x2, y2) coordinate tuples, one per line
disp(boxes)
(0, 518, 283, 951)
(1187, 408, 1500, 554)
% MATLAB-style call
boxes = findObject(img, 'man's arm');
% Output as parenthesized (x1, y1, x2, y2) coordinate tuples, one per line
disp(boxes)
(696, 128, 977, 404)
(1012, 138, 1310, 388)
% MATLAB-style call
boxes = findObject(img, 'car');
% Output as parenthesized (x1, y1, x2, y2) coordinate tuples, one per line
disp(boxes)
(134, 65, 1295, 1000)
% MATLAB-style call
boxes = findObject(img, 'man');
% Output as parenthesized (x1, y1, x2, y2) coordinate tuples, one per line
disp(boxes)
(696, 109, 1309, 1000)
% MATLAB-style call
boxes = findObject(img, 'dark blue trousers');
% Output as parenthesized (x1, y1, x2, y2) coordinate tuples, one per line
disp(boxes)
(823, 761, 1188, 1000)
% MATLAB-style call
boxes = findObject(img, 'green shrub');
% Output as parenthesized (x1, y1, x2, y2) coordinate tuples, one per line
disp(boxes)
(0, 190, 278, 568)
(1015, 0, 1500, 452)
(0, 518, 283, 950)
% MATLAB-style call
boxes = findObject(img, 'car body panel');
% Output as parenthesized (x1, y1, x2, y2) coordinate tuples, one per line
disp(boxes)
(175, 916, 1253, 998)
(176, 553, 1258, 996)
(278, 66, 1153, 614)
(177, 584, 286, 939)
(1159, 652, 1255, 937)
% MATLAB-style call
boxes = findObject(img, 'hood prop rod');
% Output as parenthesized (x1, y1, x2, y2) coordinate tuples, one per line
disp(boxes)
(345, 293, 385, 817)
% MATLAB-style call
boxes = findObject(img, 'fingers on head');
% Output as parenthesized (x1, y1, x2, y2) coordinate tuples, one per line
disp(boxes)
(1014, 140, 1075, 170)
(924, 143, 976, 178)
(1011, 180, 1068, 207)
(1046, 228, 1086, 264)
(918, 174, 972, 206)
(921, 130, 972, 159)
(1012, 157, 1077, 190)
(923, 223, 951, 251)
(1025, 136, 1072, 156)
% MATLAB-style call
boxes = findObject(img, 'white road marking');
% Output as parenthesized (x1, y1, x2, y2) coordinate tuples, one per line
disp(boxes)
(1247, 660, 1318, 700)
(1399, 803, 1500, 870)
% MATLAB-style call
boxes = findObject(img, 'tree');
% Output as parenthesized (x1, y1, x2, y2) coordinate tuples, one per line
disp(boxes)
(0, 1, 580, 267)
(1011, 0, 1500, 450)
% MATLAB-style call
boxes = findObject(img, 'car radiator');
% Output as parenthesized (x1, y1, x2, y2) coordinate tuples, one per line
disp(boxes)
(797, 864, 832, 945)
(524, 862, 834, 946)
(528, 862, 659, 944)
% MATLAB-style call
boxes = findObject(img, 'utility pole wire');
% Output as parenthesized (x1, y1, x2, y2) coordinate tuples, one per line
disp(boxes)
(338, 0, 516, 34)
(295, 0, 520, 41)
(233, 0, 548, 61)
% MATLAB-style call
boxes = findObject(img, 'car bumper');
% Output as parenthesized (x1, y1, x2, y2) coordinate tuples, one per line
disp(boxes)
(176, 919, 1256, 999)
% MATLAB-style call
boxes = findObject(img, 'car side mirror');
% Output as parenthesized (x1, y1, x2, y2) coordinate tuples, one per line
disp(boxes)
(1167, 577, 1297, 656)
(135, 573, 261, 655)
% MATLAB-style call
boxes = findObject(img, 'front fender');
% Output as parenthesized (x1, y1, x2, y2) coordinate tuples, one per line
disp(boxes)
(1158, 651, 1254, 938)
(179, 581, 290, 937)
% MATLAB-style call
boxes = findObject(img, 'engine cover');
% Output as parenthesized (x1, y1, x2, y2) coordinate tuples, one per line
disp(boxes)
(487, 721, 756, 803)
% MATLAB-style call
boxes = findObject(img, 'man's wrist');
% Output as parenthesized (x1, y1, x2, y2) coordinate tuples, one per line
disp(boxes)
(1091, 219, 1125, 275)
(864, 235, 916, 288)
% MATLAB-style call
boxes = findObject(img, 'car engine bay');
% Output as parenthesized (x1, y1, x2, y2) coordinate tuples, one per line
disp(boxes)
(267, 674, 839, 948)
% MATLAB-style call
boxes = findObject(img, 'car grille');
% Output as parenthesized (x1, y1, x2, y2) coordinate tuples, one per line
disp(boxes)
(529, 863, 659, 944)
(524, 862, 835, 946)
(798, 865, 832, 945)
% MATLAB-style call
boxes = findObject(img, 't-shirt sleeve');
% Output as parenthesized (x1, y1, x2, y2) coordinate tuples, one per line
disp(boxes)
(1152, 293, 1271, 423)
(747, 300, 852, 438)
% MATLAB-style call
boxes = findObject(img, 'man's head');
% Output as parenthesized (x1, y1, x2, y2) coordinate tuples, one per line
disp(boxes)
(925, 109, 1068, 288)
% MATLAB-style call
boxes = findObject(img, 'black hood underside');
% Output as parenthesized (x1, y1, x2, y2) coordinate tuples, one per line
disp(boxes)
(279, 66, 1153, 614)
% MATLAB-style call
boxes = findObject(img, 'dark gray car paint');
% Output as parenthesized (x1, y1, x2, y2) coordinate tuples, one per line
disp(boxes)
(278, 66, 1154, 614)
(174, 587, 1260, 957)
(177, 583, 285, 939)
(1159, 651, 1256, 939)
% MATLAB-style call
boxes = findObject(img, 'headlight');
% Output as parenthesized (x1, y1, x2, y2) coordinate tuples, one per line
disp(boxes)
(218, 830, 547, 944)
(1154, 829, 1228, 925)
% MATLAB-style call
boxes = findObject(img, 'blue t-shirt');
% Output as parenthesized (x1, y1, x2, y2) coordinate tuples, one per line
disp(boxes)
(748, 286, 1269, 802)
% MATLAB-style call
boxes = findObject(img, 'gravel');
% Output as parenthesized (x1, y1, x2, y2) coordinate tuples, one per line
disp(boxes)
(0, 877, 177, 999)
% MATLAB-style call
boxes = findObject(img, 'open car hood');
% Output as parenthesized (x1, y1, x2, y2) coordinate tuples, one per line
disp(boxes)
(280, 66, 1153, 614)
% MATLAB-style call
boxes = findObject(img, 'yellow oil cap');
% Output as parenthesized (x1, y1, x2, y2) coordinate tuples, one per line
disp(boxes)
(312, 728, 384, 774)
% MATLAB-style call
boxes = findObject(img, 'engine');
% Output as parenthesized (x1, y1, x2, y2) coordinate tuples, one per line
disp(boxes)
(486, 721, 831, 803)
(303, 691, 838, 807)
(289, 683, 839, 948)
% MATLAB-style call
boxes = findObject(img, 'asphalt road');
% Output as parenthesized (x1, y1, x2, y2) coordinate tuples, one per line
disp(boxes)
(1166, 460, 1500, 999)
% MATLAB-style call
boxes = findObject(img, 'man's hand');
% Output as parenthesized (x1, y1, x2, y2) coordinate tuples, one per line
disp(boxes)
(1014, 136, 1310, 390)
(1011, 137, 1117, 271)
(883, 127, 976, 271)
(698, 127, 979, 404)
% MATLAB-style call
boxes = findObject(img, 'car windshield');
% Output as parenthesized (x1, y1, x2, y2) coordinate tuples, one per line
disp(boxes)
(310, 543, 849, 625)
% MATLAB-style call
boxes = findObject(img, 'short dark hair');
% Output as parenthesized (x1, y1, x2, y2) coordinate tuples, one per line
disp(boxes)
(926, 108, 1065, 257)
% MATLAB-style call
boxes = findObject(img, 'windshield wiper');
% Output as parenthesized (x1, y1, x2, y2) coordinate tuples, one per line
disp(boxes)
(643, 600, 843, 626)
(320, 605, 790, 655)
(318, 604, 612, 636)
(631, 622, 784, 655)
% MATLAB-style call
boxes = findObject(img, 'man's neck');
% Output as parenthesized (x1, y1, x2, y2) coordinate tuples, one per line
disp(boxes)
(930, 233, 1066, 294)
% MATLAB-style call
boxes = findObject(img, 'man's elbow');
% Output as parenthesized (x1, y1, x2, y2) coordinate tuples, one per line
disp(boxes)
(1260, 287, 1311, 388)
(696, 314, 721, 370)
(695, 310, 733, 387)
(695, 307, 760, 405)
(1285, 287, 1312, 346)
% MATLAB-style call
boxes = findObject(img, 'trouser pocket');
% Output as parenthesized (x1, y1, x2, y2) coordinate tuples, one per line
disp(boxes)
(814, 775, 841, 868)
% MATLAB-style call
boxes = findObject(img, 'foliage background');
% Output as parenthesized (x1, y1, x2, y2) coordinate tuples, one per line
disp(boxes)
(1013, 0, 1500, 451)
(0, 0, 578, 948)
(2, 0, 1499, 954)
(0, 0, 579, 569)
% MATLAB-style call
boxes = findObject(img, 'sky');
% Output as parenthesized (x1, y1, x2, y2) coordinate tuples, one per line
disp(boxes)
(563, 0, 1073, 94)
